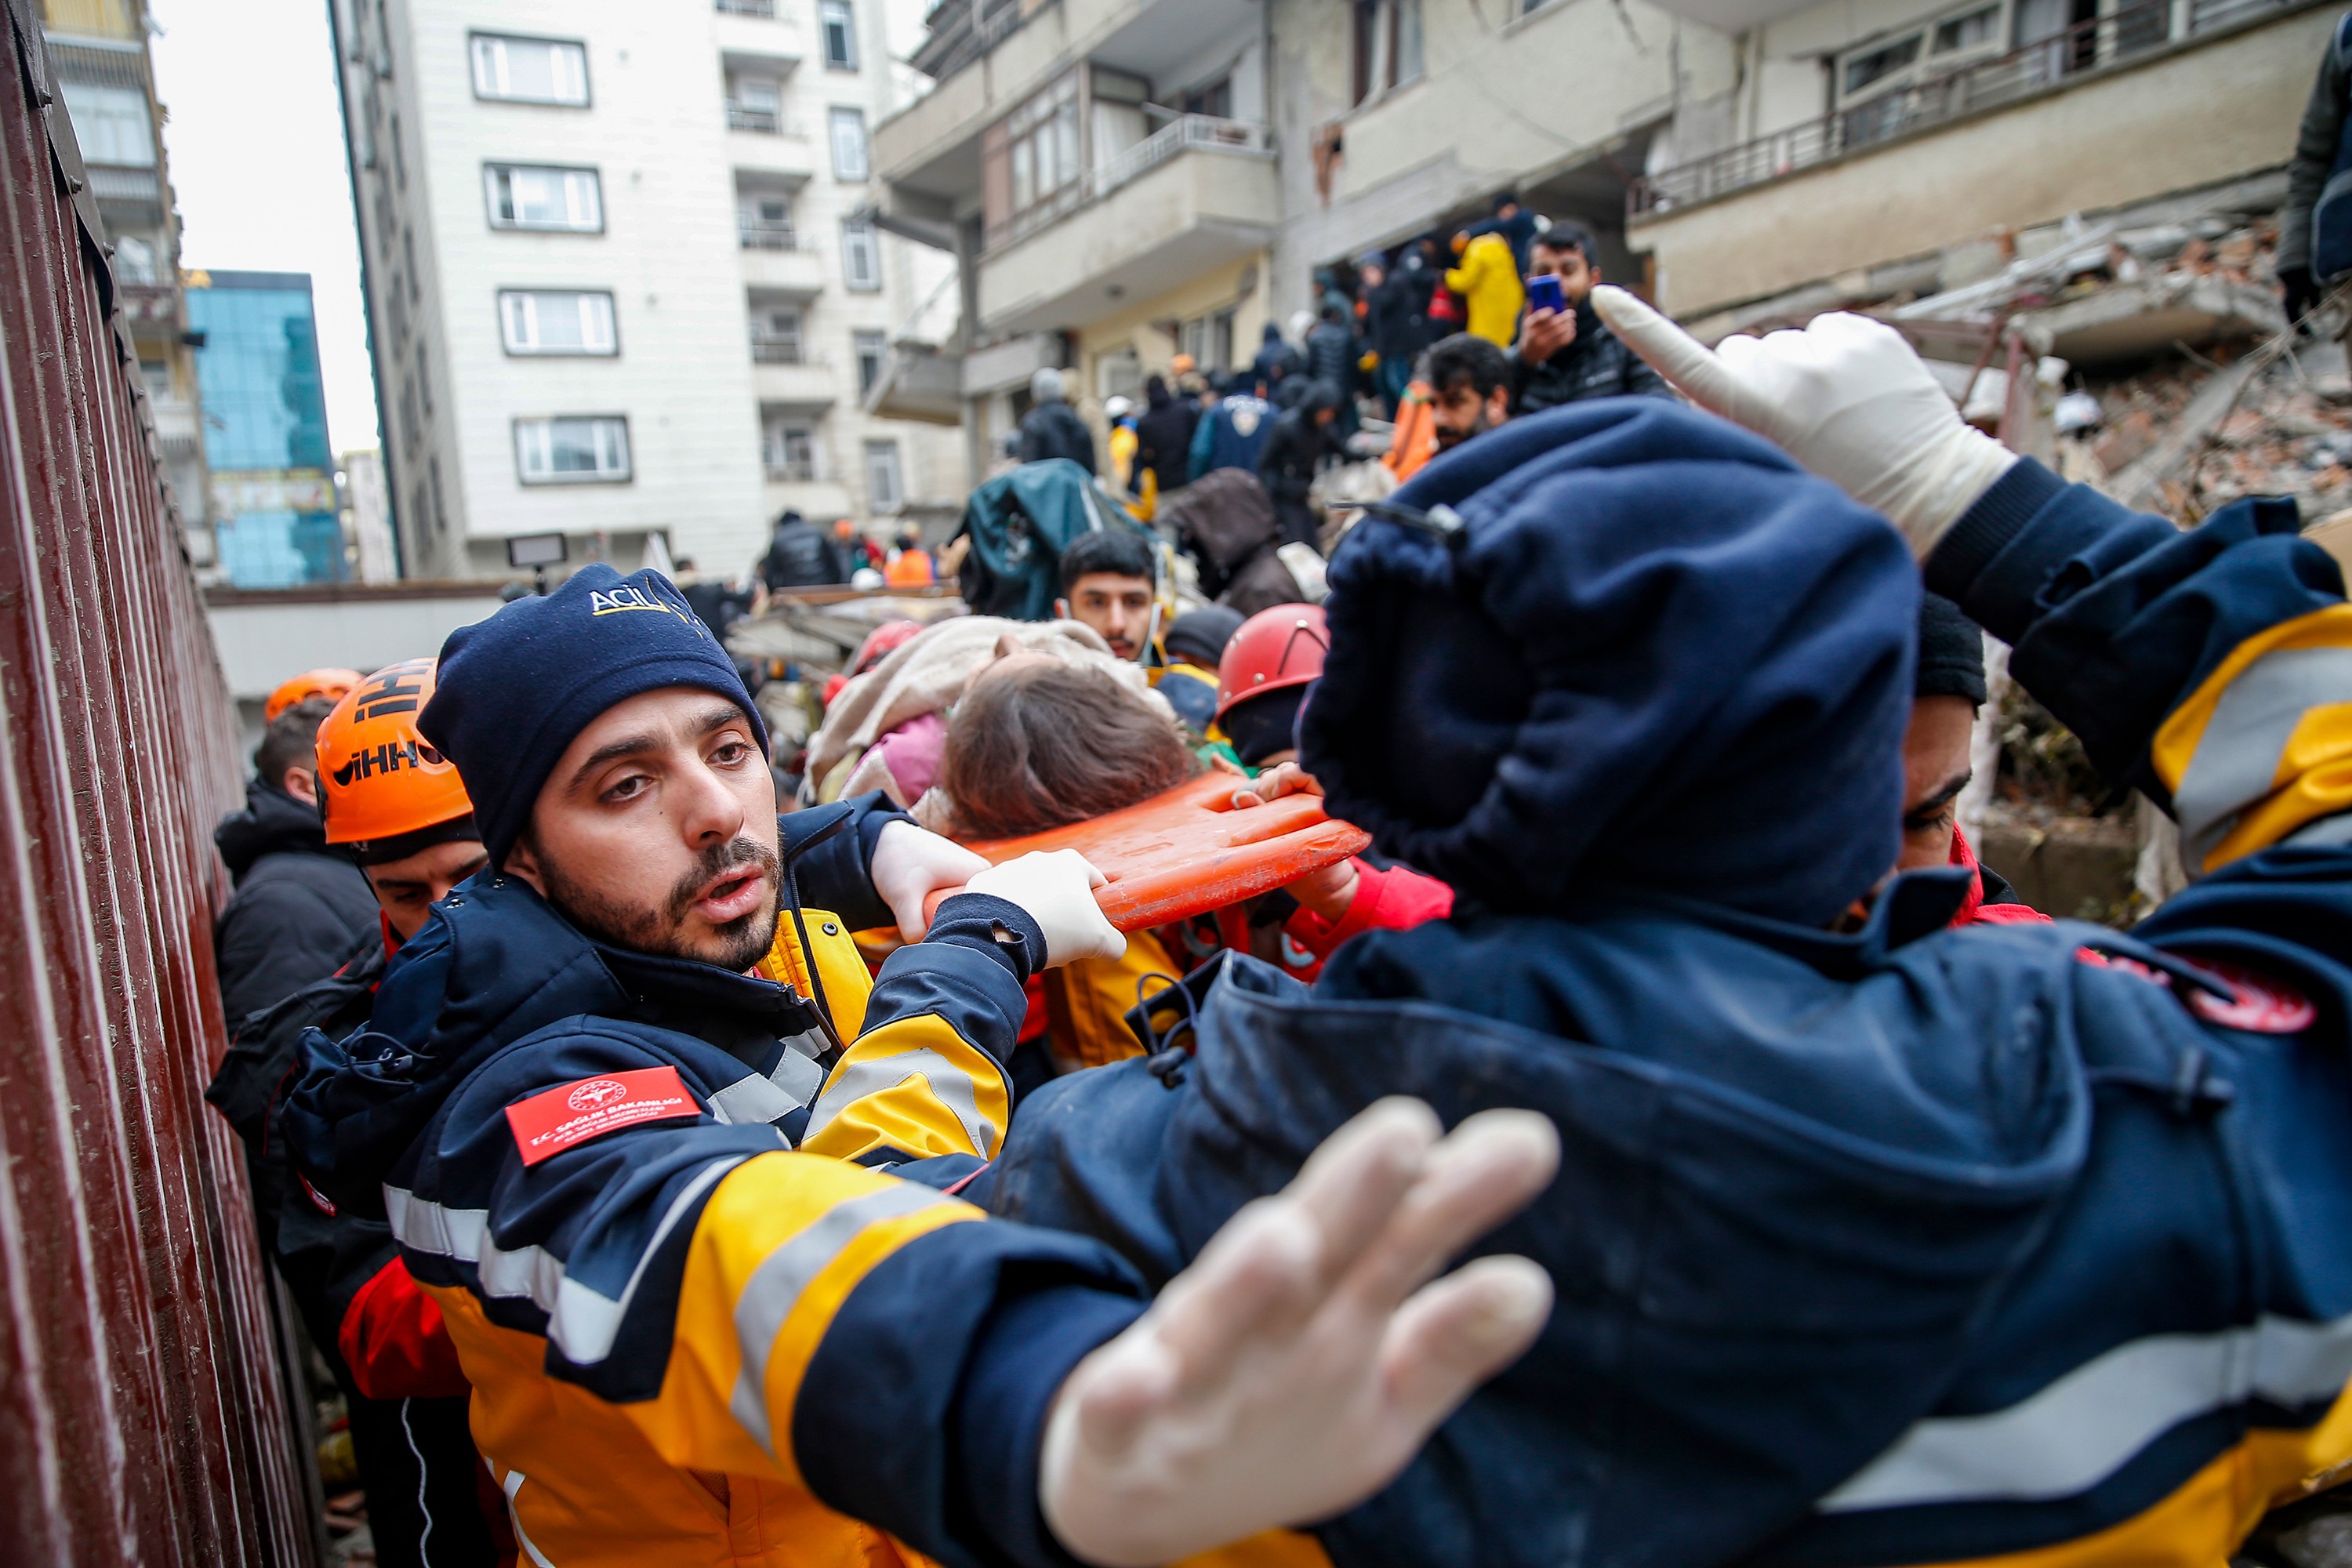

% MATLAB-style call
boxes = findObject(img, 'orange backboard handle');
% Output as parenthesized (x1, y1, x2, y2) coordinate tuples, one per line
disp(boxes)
(920, 773, 1370, 933)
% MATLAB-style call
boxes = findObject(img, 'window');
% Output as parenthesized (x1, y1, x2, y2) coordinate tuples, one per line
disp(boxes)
(829, 107, 869, 180)
(766, 423, 818, 481)
(114, 234, 158, 284)
(840, 220, 880, 291)
(981, 72, 1080, 238)
(739, 192, 795, 248)
(398, 376, 421, 454)
(137, 357, 169, 396)
(484, 164, 603, 231)
(1352, 0, 1425, 105)
(728, 73, 782, 132)
(416, 345, 433, 416)
(402, 228, 419, 302)
(752, 305, 804, 362)
(1933, 4, 2000, 49)
(1842, 31, 1922, 96)
(819, 0, 858, 70)
(58, 82, 153, 166)
(427, 457, 448, 535)
(515, 416, 631, 484)
(470, 33, 590, 105)
(1181, 78, 1233, 118)
(864, 440, 903, 512)
(853, 330, 887, 395)
(499, 289, 619, 355)
(389, 111, 406, 190)
(1180, 307, 1238, 373)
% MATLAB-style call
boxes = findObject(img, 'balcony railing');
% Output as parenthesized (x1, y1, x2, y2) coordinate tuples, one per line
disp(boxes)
(1630, 0, 2298, 216)
(750, 338, 807, 364)
(910, 0, 1025, 82)
(715, 0, 775, 13)
(765, 458, 821, 482)
(739, 220, 802, 250)
(982, 114, 1270, 253)
(727, 103, 782, 133)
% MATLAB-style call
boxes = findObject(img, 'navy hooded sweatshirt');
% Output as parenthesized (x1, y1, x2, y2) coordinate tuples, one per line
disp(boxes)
(985, 400, 2352, 1568)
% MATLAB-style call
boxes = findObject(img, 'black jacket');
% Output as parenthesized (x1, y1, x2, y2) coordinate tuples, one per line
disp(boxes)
(1256, 406, 1330, 506)
(760, 516, 849, 590)
(1017, 401, 1097, 474)
(213, 782, 380, 1022)
(2279, 11, 2352, 281)
(1305, 321, 1359, 402)
(1365, 274, 1422, 363)
(1134, 390, 1198, 495)
(1510, 300, 1675, 415)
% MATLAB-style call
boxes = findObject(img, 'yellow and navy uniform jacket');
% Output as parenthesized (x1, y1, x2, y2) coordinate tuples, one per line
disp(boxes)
(285, 797, 1317, 1568)
(986, 463, 2352, 1567)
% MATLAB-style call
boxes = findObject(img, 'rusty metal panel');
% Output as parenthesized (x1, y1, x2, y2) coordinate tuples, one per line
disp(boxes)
(0, 0, 310, 1560)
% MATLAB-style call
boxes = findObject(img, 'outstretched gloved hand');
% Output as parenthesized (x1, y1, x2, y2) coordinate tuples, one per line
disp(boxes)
(1590, 285, 2016, 560)
(963, 848, 1127, 967)
(1040, 1098, 1559, 1566)
(870, 819, 993, 942)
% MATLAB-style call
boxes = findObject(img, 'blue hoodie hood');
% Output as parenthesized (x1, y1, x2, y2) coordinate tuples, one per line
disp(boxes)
(1300, 399, 1918, 927)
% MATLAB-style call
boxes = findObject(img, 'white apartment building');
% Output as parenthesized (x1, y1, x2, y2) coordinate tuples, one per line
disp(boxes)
(332, 0, 962, 582)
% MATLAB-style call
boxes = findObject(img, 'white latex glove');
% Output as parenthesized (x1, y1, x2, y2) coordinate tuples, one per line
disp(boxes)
(962, 848, 1126, 967)
(869, 819, 991, 942)
(1589, 285, 2017, 559)
(1040, 1099, 1559, 1566)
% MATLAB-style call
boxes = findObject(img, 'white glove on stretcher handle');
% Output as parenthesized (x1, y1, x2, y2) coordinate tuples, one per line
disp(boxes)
(1590, 285, 2018, 559)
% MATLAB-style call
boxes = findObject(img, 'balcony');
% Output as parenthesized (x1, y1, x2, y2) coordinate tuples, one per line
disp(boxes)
(727, 103, 782, 133)
(1627, 0, 2332, 317)
(739, 234, 826, 295)
(728, 122, 816, 180)
(716, 0, 773, 13)
(976, 115, 1276, 335)
(752, 350, 837, 407)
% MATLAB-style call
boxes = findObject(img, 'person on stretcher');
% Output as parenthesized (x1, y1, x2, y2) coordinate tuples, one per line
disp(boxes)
(931, 626, 1450, 1086)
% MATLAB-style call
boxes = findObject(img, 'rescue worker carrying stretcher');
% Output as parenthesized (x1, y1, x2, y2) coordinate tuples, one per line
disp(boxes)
(284, 564, 1560, 1568)
(985, 294, 2352, 1567)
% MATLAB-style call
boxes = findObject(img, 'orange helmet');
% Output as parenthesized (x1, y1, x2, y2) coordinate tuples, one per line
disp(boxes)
(314, 659, 475, 855)
(265, 667, 364, 722)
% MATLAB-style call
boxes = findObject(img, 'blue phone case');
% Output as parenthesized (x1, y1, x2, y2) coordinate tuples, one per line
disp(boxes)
(1528, 274, 1565, 314)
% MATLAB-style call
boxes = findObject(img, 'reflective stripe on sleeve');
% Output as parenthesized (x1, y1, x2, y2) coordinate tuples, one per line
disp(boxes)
(806, 1046, 998, 1160)
(1819, 1309, 2352, 1513)
(728, 1181, 948, 1457)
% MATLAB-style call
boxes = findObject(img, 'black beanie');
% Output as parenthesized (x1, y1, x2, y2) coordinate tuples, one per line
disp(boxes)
(1915, 593, 1988, 706)
(421, 564, 769, 866)
(1164, 606, 1245, 668)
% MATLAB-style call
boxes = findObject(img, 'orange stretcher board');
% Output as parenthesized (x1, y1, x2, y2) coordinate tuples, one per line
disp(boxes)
(924, 772, 1371, 933)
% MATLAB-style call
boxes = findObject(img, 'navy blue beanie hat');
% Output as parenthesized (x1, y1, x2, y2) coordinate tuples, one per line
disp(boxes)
(1298, 399, 1919, 927)
(421, 564, 769, 866)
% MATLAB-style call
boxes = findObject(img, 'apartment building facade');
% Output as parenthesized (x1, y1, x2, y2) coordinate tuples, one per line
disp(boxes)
(37, 0, 209, 568)
(880, 0, 2325, 488)
(873, 0, 1281, 463)
(333, 0, 961, 583)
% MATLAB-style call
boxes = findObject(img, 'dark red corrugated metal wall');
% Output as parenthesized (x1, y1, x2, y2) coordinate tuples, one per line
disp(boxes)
(0, 0, 310, 1560)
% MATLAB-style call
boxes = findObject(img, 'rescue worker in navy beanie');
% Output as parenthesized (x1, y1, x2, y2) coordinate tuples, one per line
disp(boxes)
(987, 295, 2352, 1566)
(284, 562, 1559, 1568)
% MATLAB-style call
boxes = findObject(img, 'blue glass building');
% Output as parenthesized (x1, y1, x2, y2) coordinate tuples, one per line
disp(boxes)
(187, 270, 345, 586)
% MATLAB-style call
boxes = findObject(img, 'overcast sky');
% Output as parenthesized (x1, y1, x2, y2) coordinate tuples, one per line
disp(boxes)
(149, 0, 380, 456)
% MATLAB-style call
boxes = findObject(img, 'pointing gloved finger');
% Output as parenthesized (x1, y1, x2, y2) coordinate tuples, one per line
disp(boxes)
(1589, 285, 1755, 425)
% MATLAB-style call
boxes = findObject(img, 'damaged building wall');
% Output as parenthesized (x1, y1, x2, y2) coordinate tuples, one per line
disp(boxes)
(1263, 0, 1733, 321)
(1631, 0, 2332, 318)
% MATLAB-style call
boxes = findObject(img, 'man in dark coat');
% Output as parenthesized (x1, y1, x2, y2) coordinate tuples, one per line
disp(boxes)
(1304, 304, 1362, 441)
(2278, 10, 2352, 325)
(1016, 366, 1097, 474)
(1249, 321, 1302, 392)
(1132, 372, 1198, 497)
(212, 695, 380, 1020)
(758, 509, 849, 590)
(1256, 379, 1340, 549)
(1362, 256, 1423, 417)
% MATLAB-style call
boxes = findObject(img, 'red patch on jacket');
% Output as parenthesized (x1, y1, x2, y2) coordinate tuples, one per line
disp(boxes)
(505, 1065, 699, 1167)
(2180, 957, 2318, 1035)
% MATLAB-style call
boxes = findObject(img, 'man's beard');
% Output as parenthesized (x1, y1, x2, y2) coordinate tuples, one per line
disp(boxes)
(1434, 408, 1493, 452)
(539, 833, 781, 971)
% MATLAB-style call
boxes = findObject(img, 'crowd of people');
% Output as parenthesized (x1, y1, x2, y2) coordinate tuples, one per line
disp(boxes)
(191, 111, 2352, 1568)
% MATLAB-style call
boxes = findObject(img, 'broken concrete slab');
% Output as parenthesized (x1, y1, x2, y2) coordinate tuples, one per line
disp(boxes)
(2012, 273, 2285, 365)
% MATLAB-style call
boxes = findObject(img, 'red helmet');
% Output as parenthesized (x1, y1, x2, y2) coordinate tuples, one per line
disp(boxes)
(848, 619, 924, 677)
(1214, 604, 1329, 723)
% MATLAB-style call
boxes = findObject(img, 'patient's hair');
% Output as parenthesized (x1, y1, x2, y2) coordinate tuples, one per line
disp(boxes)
(943, 662, 1195, 839)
